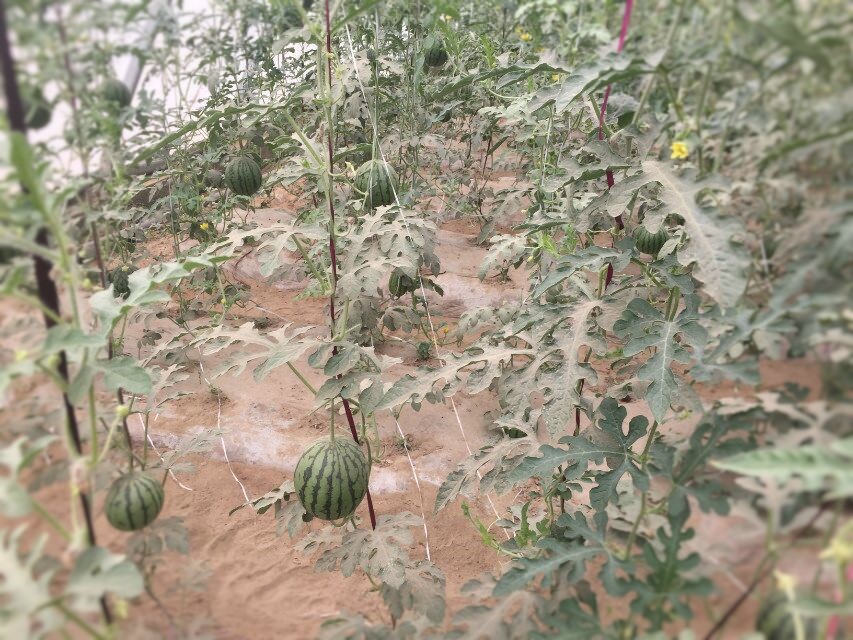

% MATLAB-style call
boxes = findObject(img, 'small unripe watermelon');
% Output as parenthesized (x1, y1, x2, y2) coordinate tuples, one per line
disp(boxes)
(634, 226, 669, 256)
(224, 157, 262, 196)
(294, 436, 370, 521)
(23, 89, 51, 130)
(388, 268, 416, 297)
(105, 471, 164, 532)
(109, 265, 133, 299)
(354, 160, 397, 208)
(424, 43, 448, 68)
(102, 79, 132, 108)
(756, 595, 820, 640)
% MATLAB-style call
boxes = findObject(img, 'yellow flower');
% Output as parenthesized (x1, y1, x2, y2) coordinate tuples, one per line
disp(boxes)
(670, 141, 689, 160)
(773, 570, 797, 597)
(551, 73, 562, 83)
(121, 265, 129, 272)
(200, 222, 210, 231)
(439, 14, 453, 22)
(114, 598, 129, 619)
(820, 535, 853, 566)
(519, 32, 532, 42)
(220, 297, 227, 306)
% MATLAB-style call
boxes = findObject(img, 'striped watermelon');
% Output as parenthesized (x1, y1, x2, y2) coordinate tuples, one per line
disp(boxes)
(102, 79, 132, 108)
(424, 42, 448, 68)
(354, 160, 397, 208)
(105, 471, 164, 532)
(634, 225, 669, 256)
(294, 436, 370, 521)
(756, 594, 820, 640)
(224, 156, 263, 196)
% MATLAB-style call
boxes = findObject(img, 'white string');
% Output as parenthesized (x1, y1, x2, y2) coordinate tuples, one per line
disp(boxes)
(343, 24, 508, 538)
(392, 415, 432, 562)
(137, 412, 194, 491)
(198, 354, 252, 506)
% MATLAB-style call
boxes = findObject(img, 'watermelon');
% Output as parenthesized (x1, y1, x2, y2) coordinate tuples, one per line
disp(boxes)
(104, 471, 164, 532)
(280, 4, 302, 28)
(424, 42, 448, 68)
(294, 436, 370, 521)
(634, 225, 669, 256)
(388, 268, 417, 298)
(224, 156, 262, 196)
(109, 265, 133, 298)
(102, 79, 131, 108)
(22, 89, 51, 130)
(756, 594, 820, 640)
(354, 160, 397, 208)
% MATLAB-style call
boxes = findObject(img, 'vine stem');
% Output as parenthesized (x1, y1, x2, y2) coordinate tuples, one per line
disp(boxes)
(702, 504, 828, 640)
(631, 0, 688, 127)
(623, 420, 659, 560)
(572, 0, 633, 432)
(622, 288, 678, 559)
(0, 0, 112, 625)
(598, 0, 633, 232)
(323, 0, 377, 530)
(55, 4, 135, 469)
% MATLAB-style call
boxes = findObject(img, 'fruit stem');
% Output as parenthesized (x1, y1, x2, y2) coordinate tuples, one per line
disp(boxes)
(622, 420, 658, 560)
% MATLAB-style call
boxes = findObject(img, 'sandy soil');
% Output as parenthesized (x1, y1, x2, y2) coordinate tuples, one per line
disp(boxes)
(0, 193, 831, 639)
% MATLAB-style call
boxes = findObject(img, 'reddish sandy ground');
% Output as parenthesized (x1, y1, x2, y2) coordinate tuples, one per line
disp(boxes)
(0, 186, 830, 639)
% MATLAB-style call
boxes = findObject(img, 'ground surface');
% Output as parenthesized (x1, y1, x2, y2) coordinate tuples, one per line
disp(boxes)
(0, 193, 828, 639)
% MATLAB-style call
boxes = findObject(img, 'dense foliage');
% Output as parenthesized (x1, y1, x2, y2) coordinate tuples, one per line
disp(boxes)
(0, 0, 851, 638)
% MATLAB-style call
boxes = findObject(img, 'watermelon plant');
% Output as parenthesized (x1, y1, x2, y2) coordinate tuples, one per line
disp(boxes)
(1, 0, 851, 638)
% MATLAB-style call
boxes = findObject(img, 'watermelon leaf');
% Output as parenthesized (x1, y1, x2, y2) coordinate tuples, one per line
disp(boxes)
(66, 547, 144, 609)
(313, 512, 423, 589)
(614, 295, 708, 421)
(641, 161, 749, 309)
(626, 507, 713, 630)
